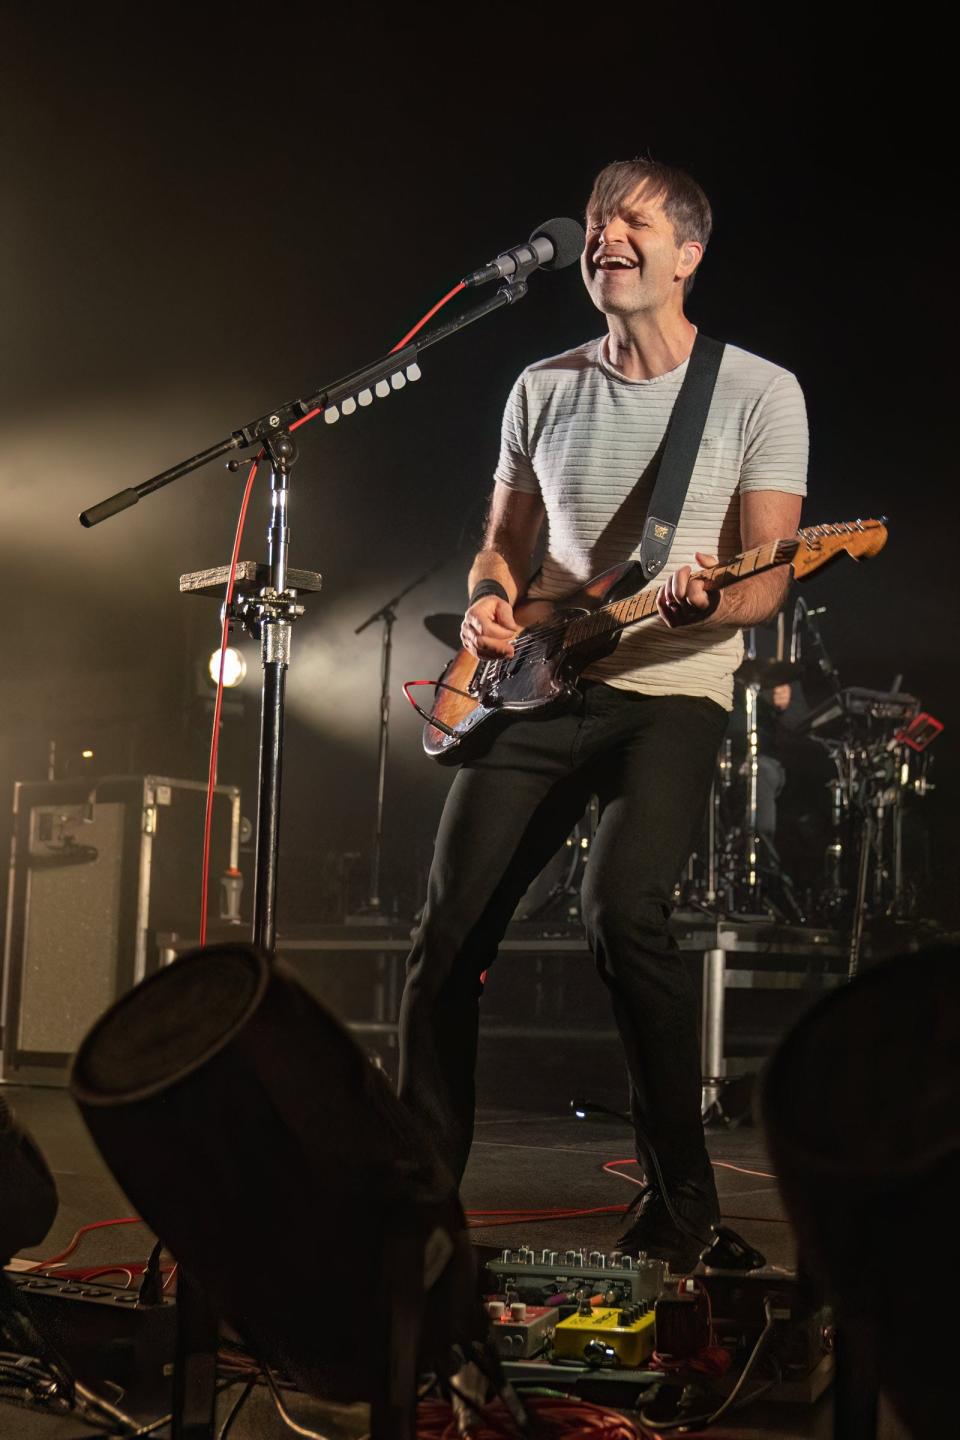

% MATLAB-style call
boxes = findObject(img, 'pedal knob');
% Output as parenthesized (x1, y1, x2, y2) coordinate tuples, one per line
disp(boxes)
(510, 1302, 527, 1322)
(486, 1301, 505, 1319)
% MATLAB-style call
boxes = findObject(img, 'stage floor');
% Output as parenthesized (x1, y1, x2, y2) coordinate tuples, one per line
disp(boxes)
(2, 1086, 909, 1438)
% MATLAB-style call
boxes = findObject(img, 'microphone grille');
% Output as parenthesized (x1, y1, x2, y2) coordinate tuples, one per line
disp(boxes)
(529, 216, 585, 272)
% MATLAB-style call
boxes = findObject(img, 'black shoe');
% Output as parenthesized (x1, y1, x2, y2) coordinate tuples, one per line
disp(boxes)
(615, 1178, 719, 1273)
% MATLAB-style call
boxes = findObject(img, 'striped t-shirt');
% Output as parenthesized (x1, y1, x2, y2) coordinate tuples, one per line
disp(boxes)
(493, 335, 808, 710)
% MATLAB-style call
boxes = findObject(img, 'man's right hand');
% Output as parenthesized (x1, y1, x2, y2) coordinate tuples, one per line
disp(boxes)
(460, 596, 518, 659)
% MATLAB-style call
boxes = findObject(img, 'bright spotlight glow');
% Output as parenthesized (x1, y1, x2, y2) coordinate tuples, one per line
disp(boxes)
(209, 647, 247, 688)
(81, 749, 94, 760)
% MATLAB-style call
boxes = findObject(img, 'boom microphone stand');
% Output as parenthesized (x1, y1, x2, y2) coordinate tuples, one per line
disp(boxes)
(78, 279, 533, 953)
(352, 559, 445, 923)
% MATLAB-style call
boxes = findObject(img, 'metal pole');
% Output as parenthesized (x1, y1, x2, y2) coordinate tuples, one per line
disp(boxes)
(744, 684, 761, 909)
(368, 607, 395, 912)
(701, 945, 727, 1117)
(848, 813, 874, 979)
(252, 436, 295, 952)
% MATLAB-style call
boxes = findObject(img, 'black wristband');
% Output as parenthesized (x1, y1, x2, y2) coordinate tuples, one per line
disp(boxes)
(469, 579, 509, 607)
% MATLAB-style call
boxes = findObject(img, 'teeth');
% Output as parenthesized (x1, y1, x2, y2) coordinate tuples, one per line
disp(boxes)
(597, 255, 636, 269)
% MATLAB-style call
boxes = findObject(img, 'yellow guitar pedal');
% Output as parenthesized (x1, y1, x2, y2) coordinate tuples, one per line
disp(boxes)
(552, 1305, 656, 1368)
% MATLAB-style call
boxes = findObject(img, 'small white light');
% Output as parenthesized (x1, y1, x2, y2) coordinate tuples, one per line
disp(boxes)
(209, 647, 247, 688)
(81, 749, 94, 760)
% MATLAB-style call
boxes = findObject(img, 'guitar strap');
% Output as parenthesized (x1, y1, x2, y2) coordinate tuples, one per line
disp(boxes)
(637, 331, 725, 582)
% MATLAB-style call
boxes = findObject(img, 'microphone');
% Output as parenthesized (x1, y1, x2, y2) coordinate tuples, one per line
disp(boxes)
(462, 216, 585, 288)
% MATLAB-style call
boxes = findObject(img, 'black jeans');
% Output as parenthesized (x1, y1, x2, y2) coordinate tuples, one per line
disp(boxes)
(398, 683, 729, 1189)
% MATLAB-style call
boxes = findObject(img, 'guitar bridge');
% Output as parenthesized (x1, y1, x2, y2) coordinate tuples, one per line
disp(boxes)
(469, 660, 496, 698)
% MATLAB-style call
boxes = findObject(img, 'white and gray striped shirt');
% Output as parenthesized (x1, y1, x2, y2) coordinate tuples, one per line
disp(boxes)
(493, 335, 808, 710)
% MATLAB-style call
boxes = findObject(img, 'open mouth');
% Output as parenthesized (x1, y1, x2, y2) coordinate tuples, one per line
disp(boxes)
(594, 253, 638, 274)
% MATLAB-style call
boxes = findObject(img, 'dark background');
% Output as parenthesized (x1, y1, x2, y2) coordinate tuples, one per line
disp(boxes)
(0, 5, 953, 930)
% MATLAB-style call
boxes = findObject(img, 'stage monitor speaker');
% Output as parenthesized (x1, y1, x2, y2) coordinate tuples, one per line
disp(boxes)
(1, 775, 241, 1086)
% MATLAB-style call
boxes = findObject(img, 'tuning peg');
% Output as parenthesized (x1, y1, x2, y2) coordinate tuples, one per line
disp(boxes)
(324, 407, 340, 424)
(375, 379, 390, 398)
(358, 388, 373, 406)
(342, 396, 357, 416)
(391, 371, 406, 390)
(407, 362, 422, 382)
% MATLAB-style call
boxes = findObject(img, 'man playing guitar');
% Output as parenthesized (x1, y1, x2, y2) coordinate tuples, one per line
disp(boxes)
(398, 158, 807, 1269)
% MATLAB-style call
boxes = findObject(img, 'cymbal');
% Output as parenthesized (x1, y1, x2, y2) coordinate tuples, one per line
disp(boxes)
(423, 613, 463, 650)
(735, 658, 802, 689)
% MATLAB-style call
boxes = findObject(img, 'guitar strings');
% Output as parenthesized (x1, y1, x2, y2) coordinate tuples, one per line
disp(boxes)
(498, 593, 660, 665)
(468, 526, 861, 681)
(489, 540, 790, 667)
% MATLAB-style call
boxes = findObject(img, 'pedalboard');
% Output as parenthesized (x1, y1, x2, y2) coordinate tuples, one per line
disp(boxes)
(485, 1247, 667, 1308)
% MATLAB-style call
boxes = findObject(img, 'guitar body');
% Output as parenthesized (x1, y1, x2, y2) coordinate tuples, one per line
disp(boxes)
(423, 561, 639, 762)
(419, 520, 889, 763)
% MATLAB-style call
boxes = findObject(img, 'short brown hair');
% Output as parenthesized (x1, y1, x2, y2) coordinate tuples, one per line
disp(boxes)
(586, 157, 713, 298)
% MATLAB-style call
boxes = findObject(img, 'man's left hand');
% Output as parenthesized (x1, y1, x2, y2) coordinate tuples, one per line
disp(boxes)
(657, 552, 722, 627)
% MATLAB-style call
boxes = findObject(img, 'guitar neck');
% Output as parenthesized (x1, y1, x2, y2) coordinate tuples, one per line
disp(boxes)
(563, 536, 799, 650)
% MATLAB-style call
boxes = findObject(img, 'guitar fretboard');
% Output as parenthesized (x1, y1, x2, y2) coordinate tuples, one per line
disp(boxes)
(563, 538, 795, 650)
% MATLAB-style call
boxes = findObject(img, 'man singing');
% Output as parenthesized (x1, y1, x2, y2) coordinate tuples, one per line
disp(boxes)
(398, 157, 807, 1269)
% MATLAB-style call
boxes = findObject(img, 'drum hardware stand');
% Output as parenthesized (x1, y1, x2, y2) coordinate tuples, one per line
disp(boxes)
(701, 924, 737, 1124)
(350, 561, 446, 925)
(742, 679, 763, 912)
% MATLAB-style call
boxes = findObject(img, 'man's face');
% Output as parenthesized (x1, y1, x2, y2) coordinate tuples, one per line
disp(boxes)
(581, 183, 695, 318)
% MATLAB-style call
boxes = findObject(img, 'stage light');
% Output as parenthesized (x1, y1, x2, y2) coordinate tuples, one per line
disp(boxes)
(207, 646, 246, 688)
(81, 749, 94, 760)
(70, 943, 486, 1439)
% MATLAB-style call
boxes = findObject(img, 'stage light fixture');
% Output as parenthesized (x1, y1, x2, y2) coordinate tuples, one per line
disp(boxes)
(207, 646, 246, 688)
(70, 943, 486, 1440)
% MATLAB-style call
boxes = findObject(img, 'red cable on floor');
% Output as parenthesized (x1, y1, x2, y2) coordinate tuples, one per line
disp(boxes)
(417, 1395, 636, 1438)
(25, 1216, 145, 1270)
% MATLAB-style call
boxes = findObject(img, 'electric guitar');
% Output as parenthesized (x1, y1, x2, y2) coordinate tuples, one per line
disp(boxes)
(412, 519, 888, 763)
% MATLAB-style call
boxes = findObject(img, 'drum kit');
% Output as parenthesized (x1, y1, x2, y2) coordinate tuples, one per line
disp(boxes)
(422, 601, 942, 962)
(677, 601, 942, 971)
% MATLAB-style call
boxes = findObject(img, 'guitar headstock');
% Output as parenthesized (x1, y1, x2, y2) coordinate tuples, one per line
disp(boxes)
(791, 518, 888, 579)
